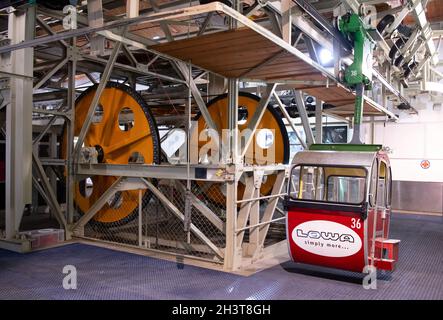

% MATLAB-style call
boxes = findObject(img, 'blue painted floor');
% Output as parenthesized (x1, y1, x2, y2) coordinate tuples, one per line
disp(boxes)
(0, 213, 442, 300)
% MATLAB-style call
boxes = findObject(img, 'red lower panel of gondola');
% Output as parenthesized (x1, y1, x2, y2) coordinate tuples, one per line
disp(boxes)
(287, 207, 367, 272)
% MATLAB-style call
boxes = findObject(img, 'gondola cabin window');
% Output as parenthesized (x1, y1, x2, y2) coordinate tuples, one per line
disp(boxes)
(289, 165, 367, 205)
(327, 175, 366, 204)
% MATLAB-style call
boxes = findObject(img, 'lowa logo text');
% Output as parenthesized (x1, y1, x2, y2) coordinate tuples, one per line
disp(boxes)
(291, 220, 362, 258)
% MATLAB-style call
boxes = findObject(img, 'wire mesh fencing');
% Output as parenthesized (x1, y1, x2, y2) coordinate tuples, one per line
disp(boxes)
(73, 173, 287, 265)
(78, 178, 228, 263)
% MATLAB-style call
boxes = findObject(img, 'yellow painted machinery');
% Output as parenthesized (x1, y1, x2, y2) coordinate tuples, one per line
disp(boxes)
(64, 84, 290, 225)
(194, 92, 289, 205)
(63, 83, 160, 227)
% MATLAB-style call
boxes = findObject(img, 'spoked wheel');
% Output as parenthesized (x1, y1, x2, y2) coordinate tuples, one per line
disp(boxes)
(377, 14, 395, 36)
(389, 37, 407, 67)
(62, 82, 160, 227)
(193, 92, 289, 205)
(403, 61, 418, 79)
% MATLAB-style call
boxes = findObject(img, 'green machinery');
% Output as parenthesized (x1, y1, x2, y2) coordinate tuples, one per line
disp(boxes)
(338, 13, 376, 144)
(309, 143, 382, 152)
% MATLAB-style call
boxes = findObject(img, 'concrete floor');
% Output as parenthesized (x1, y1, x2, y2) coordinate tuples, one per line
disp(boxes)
(0, 213, 442, 300)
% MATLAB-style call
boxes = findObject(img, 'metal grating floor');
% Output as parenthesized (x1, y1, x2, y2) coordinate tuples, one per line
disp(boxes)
(0, 213, 442, 300)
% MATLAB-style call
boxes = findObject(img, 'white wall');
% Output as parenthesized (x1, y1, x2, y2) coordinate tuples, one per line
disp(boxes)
(368, 109, 443, 182)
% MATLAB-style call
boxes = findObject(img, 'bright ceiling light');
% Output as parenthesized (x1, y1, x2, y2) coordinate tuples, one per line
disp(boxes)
(319, 48, 333, 65)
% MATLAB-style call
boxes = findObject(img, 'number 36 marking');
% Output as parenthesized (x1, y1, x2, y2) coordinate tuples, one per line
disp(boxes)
(351, 218, 361, 229)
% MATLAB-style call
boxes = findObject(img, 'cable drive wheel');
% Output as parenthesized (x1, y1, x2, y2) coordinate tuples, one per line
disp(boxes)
(63, 82, 160, 227)
(193, 92, 289, 206)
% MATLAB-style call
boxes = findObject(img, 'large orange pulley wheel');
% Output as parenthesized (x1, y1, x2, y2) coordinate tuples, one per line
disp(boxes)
(194, 92, 289, 204)
(62, 82, 160, 227)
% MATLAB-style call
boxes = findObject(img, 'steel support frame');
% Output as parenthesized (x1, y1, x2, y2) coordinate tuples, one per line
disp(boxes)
(174, 181, 225, 234)
(0, 1, 419, 115)
(87, 0, 105, 56)
(198, 12, 214, 36)
(141, 178, 224, 259)
(175, 61, 218, 131)
(253, 170, 286, 260)
(292, 0, 353, 53)
(224, 77, 239, 270)
(74, 162, 288, 267)
(66, 41, 77, 227)
(236, 174, 259, 255)
(49, 5, 292, 269)
(272, 91, 307, 150)
(315, 98, 323, 144)
(1, 1, 403, 269)
(240, 83, 277, 159)
(24, 1, 412, 120)
(32, 150, 67, 229)
(3, 6, 34, 240)
(80, 53, 186, 84)
(126, 0, 140, 18)
(75, 178, 145, 232)
(35, 15, 68, 48)
(73, 40, 122, 157)
(149, 0, 174, 42)
(33, 57, 69, 90)
(68, 5, 289, 270)
(71, 177, 137, 233)
(0, 2, 338, 87)
(62, 10, 288, 269)
(77, 163, 235, 181)
(293, 90, 315, 147)
(281, 0, 293, 43)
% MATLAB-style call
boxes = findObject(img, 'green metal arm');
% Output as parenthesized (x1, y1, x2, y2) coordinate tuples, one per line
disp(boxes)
(338, 13, 375, 144)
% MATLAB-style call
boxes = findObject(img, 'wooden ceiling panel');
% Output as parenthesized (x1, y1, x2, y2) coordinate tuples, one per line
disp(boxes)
(150, 27, 391, 117)
(151, 27, 324, 80)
